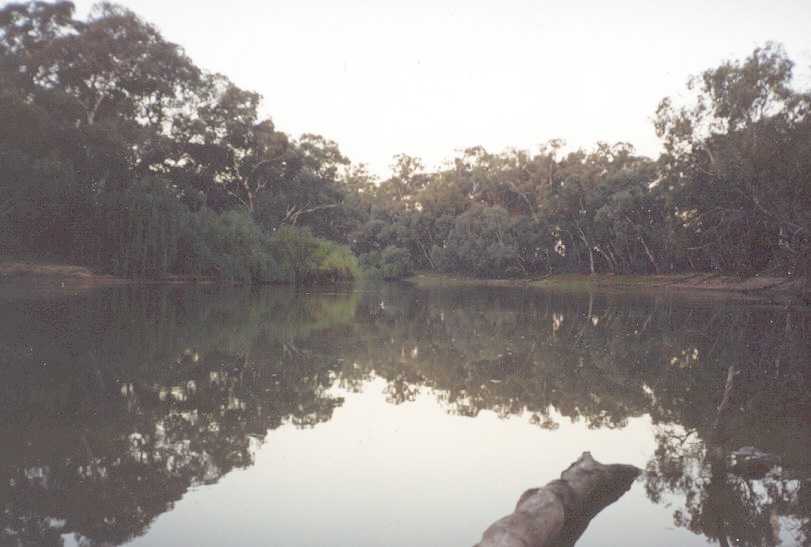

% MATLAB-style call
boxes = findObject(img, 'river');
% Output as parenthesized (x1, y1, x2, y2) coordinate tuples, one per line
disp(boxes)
(0, 284, 808, 546)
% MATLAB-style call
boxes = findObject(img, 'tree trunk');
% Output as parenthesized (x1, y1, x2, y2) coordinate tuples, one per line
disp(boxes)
(638, 234, 660, 274)
(474, 452, 640, 547)
(576, 226, 595, 274)
(592, 245, 615, 273)
(416, 238, 435, 270)
(704, 365, 737, 547)
(711, 365, 736, 445)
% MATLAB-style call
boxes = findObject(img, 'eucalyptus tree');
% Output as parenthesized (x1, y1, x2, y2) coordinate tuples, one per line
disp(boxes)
(655, 43, 811, 280)
(0, 1, 202, 258)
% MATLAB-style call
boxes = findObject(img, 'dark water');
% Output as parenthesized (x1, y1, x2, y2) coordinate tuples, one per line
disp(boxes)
(0, 284, 809, 547)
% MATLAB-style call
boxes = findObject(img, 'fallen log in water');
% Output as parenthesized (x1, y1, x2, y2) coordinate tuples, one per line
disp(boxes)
(474, 452, 640, 547)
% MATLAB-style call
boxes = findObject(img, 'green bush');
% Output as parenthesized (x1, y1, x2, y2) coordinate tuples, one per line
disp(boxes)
(178, 208, 279, 284)
(380, 245, 413, 280)
(360, 245, 413, 280)
(359, 250, 383, 279)
(442, 206, 523, 278)
(0, 148, 93, 259)
(316, 239, 362, 283)
(430, 245, 453, 272)
(4, 168, 359, 286)
(270, 225, 359, 285)
(99, 177, 188, 278)
(97, 178, 280, 283)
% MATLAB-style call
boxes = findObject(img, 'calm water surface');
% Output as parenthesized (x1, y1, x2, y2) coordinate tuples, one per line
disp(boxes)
(0, 284, 809, 546)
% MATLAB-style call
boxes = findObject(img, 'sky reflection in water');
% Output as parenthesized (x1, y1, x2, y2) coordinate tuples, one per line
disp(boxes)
(0, 284, 808, 547)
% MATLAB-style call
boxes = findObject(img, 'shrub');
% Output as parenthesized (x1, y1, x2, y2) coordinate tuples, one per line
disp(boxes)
(430, 245, 454, 272)
(178, 208, 279, 284)
(99, 177, 188, 278)
(270, 225, 359, 285)
(98, 179, 280, 283)
(316, 239, 362, 283)
(380, 245, 413, 280)
(0, 148, 93, 259)
(442, 205, 523, 278)
(359, 245, 413, 280)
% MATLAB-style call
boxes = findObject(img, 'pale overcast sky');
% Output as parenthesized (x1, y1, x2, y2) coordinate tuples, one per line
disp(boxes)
(73, 0, 811, 176)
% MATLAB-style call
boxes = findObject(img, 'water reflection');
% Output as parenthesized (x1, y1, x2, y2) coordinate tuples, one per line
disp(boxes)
(0, 285, 808, 546)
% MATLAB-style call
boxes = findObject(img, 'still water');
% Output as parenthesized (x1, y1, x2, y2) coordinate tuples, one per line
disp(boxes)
(0, 284, 809, 546)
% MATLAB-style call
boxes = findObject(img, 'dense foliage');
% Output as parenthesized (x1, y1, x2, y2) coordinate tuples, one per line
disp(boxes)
(347, 46, 810, 286)
(0, 2, 357, 284)
(1, 3, 808, 287)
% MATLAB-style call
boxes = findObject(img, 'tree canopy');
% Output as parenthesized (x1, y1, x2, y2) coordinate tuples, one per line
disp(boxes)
(1, 3, 809, 288)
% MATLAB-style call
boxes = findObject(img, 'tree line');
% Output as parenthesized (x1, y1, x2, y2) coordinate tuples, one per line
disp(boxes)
(0, 2, 360, 283)
(1, 2, 809, 285)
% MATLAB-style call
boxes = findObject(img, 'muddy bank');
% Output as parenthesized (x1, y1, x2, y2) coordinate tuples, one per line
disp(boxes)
(0, 259, 128, 289)
(0, 259, 217, 293)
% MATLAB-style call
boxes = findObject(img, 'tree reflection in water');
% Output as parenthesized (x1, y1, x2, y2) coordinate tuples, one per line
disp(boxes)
(0, 285, 808, 546)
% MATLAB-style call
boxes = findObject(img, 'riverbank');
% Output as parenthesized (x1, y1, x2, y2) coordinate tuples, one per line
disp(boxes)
(0, 257, 360, 293)
(0, 258, 218, 291)
(406, 272, 809, 303)
(3, 258, 808, 304)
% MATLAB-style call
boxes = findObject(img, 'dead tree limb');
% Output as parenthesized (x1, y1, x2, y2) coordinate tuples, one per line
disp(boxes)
(474, 452, 640, 547)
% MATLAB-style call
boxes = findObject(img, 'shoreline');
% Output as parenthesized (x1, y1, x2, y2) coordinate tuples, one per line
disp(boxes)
(0, 259, 354, 293)
(0, 259, 217, 291)
(406, 272, 809, 303)
(2, 259, 808, 304)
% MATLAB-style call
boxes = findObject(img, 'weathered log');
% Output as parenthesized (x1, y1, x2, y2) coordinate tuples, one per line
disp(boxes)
(474, 452, 640, 547)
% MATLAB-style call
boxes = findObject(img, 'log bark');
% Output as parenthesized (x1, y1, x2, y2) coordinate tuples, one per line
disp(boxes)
(474, 452, 640, 547)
